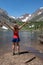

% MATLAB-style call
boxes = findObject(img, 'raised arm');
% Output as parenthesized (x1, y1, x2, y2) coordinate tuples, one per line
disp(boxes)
(19, 22, 28, 30)
(4, 22, 14, 31)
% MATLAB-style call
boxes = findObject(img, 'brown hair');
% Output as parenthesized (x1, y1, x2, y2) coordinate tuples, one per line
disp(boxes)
(14, 24, 19, 30)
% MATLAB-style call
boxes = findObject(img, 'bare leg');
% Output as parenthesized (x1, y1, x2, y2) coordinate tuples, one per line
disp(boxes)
(17, 42, 20, 54)
(12, 43, 15, 55)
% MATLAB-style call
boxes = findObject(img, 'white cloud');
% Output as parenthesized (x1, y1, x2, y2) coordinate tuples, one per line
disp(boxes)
(40, 7, 43, 9)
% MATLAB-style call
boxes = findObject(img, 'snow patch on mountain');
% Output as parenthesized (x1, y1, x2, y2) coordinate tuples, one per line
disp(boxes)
(9, 16, 16, 19)
(22, 17, 29, 22)
(2, 26, 8, 30)
(19, 16, 23, 18)
(37, 12, 42, 15)
(22, 14, 31, 22)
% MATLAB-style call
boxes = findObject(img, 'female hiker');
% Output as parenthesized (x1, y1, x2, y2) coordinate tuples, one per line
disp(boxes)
(4, 21, 27, 55)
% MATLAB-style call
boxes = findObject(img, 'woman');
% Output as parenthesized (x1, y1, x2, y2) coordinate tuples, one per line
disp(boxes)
(4, 21, 28, 55)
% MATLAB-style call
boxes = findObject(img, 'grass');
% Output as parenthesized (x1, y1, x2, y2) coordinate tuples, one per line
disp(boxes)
(16, 21, 43, 31)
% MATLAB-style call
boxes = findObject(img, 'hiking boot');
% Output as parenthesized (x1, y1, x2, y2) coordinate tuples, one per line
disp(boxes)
(13, 53, 15, 55)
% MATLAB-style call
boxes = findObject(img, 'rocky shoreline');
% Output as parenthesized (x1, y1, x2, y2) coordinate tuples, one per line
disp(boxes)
(0, 51, 43, 65)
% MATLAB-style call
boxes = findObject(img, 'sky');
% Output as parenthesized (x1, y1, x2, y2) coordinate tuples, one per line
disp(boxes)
(0, 0, 43, 17)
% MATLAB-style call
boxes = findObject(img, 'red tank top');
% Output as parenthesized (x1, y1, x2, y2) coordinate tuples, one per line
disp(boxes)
(13, 31, 19, 38)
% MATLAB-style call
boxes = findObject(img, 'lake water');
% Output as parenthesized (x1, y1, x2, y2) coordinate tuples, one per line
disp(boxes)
(0, 30, 43, 59)
(0, 30, 38, 48)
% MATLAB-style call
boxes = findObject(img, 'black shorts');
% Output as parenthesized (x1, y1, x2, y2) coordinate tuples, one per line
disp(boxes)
(12, 38, 20, 43)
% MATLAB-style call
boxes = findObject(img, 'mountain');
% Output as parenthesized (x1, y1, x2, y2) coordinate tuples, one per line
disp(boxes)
(0, 8, 9, 21)
(17, 14, 31, 22)
(0, 7, 43, 26)
(0, 8, 16, 27)
(16, 7, 43, 22)
(8, 16, 16, 23)
(30, 7, 43, 21)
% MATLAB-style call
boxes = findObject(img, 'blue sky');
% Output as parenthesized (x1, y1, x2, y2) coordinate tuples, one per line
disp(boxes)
(0, 0, 43, 17)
